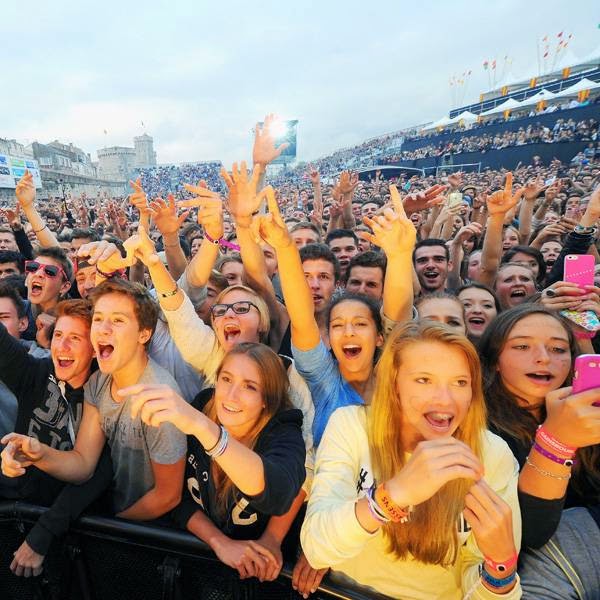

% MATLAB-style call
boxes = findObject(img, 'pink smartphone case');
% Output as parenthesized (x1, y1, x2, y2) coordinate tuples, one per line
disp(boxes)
(563, 255, 595, 288)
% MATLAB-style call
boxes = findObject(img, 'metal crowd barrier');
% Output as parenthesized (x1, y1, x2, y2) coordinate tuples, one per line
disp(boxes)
(0, 501, 391, 600)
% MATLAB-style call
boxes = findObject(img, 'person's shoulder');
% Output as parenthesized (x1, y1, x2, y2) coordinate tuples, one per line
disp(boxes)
(327, 404, 366, 434)
(480, 429, 519, 477)
(84, 370, 111, 402)
(144, 357, 179, 389)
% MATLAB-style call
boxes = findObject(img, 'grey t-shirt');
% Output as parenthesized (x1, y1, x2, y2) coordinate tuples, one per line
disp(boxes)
(85, 358, 187, 513)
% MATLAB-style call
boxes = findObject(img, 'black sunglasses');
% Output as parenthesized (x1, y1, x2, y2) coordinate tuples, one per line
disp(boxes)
(25, 260, 65, 279)
(211, 301, 259, 318)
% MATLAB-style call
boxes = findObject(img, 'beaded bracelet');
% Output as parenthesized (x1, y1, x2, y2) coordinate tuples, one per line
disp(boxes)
(532, 442, 576, 467)
(525, 457, 571, 480)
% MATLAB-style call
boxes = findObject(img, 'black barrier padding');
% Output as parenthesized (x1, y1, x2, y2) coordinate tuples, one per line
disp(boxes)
(0, 502, 392, 600)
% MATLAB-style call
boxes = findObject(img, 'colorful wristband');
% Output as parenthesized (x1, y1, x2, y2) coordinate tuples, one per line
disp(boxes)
(536, 425, 577, 456)
(365, 484, 390, 524)
(96, 266, 116, 279)
(374, 483, 411, 524)
(481, 567, 517, 589)
(532, 442, 576, 467)
(483, 553, 518, 574)
(204, 232, 241, 252)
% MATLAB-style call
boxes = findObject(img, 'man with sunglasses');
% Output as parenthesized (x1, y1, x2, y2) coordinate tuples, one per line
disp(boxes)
(25, 247, 73, 318)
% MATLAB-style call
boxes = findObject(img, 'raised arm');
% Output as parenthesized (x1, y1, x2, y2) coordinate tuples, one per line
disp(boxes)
(220, 162, 290, 349)
(478, 173, 522, 287)
(518, 178, 545, 245)
(256, 187, 320, 351)
(15, 171, 59, 248)
(179, 181, 224, 289)
(359, 185, 416, 324)
(147, 194, 189, 280)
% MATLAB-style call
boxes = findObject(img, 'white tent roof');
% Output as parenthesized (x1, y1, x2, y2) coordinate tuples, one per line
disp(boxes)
(518, 88, 560, 107)
(449, 110, 478, 124)
(480, 97, 522, 116)
(421, 116, 452, 130)
(554, 77, 600, 98)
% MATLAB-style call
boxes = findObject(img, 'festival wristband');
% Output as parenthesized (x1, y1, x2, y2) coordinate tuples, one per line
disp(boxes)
(481, 567, 517, 589)
(96, 266, 116, 279)
(483, 553, 518, 574)
(536, 425, 577, 456)
(532, 442, 576, 467)
(365, 484, 390, 524)
(204, 232, 240, 252)
(374, 483, 411, 523)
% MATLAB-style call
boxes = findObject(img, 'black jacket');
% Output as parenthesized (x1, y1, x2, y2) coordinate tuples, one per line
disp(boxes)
(172, 389, 305, 540)
(0, 322, 87, 505)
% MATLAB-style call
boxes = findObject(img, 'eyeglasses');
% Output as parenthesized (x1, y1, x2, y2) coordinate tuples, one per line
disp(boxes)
(211, 301, 259, 318)
(25, 260, 66, 280)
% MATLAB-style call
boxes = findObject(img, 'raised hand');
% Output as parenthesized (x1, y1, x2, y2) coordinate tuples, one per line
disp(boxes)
(220, 161, 262, 226)
(447, 171, 463, 190)
(77, 240, 135, 272)
(253, 114, 290, 167)
(523, 177, 546, 202)
(0, 203, 22, 229)
(464, 480, 517, 570)
(485, 173, 523, 216)
(307, 167, 320, 186)
(403, 184, 447, 213)
(253, 186, 293, 250)
(128, 178, 151, 228)
(122, 383, 201, 435)
(15, 170, 36, 208)
(148, 194, 190, 236)
(124, 225, 160, 267)
(0, 433, 45, 477)
(453, 222, 483, 245)
(337, 171, 359, 196)
(359, 185, 416, 257)
(181, 181, 224, 240)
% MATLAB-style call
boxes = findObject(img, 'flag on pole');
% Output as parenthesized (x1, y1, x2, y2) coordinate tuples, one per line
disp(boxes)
(557, 31, 563, 37)
(141, 121, 145, 128)
(103, 129, 107, 135)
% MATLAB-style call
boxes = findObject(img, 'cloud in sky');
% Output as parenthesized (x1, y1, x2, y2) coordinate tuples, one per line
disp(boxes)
(1, 0, 598, 164)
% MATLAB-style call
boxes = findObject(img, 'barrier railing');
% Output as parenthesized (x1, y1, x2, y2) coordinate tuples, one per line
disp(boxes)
(0, 501, 391, 600)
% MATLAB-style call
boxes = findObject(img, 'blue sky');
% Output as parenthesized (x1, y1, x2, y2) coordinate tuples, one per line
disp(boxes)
(1, 0, 598, 165)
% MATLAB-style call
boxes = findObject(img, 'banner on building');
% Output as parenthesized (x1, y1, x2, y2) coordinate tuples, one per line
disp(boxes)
(0, 154, 42, 189)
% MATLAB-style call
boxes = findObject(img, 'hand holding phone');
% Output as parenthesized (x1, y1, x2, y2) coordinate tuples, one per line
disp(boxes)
(572, 355, 600, 406)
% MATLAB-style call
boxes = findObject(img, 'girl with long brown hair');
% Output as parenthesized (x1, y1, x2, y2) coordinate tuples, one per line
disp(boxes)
(301, 322, 522, 599)
(120, 343, 306, 583)
(480, 304, 600, 598)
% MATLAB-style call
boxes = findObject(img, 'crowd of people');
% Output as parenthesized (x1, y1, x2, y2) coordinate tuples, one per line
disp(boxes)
(134, 162, 225, 199)
(389, 118, 599, 162)
(0, 113, 599, 600)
